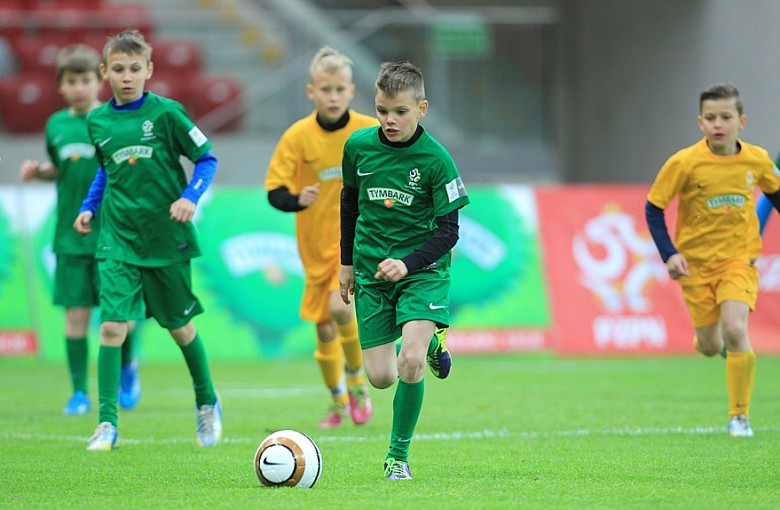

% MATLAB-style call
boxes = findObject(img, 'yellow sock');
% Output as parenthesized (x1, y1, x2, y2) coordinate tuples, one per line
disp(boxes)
(726, 350, 755, 418)
(314, 339, 348, 405)
(338, 319, 366, 387)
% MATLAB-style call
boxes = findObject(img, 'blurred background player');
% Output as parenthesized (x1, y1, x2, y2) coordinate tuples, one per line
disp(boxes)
(645, 83, 780, 438)
(74, 30, 221, 450)
(18, 44, 141, 416)
(340, 61, 469, 479)
(265, 46, 376, 429)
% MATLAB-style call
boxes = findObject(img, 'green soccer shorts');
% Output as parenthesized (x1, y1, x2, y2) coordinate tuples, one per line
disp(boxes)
(355, 275, 450, 349)
(53, 254, 99, 308)
(98, 258, 203, 329)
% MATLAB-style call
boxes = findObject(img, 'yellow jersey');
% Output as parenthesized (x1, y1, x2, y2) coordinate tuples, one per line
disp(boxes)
(647, 138, 780, 279)
(265, 110, 379, 284)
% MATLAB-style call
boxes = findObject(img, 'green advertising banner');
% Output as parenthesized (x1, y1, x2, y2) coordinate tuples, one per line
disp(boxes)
(0, 184, 550, 360)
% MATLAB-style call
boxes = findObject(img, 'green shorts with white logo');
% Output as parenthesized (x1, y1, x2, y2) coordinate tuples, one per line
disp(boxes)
(355, 274, 450, 349)
(98, 258, 203, 329)
(53, 254, 99, 308)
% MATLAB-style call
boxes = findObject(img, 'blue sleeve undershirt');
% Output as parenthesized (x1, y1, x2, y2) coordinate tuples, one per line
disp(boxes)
(181, 151, 218, 204)
(79, 166, 107, 216)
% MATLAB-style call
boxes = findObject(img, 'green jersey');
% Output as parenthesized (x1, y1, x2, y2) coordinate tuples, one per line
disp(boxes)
(46, 108, 100, 255)
(87, 92, 212, 267)
(342, 126, 469, 283)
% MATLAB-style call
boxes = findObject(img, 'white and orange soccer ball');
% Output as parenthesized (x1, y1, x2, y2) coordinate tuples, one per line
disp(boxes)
(253, 430, 322, 488)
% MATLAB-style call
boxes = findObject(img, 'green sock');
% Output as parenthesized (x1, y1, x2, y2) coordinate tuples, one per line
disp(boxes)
(97, 345, 121, 426)
(179, 334, 216, 407)
(387, 379, 424, 463)
(121, 326, 136, 367)
(66, 336, 88, 394)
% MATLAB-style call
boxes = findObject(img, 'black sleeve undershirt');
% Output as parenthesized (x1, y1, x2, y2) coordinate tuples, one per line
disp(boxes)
(268, 186, 305, 212)
(764, 189, 780, 212)
(401, 210, 460, 272)
(340, 183, 460, 272)
(340, 186, 359, 265)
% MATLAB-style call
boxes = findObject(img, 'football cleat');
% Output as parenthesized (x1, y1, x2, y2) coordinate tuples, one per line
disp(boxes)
(196, 397, 223, 447)
(86, 422, 118, 451)
(384, 458, 412, 480)
(426, 327, 451, 379)
(728, 415, 754, 438)
(348, 384, 373, 425)
(318, 402, 348, 429)
(119, 358, 141, 410)
(63, 391, 91, 416)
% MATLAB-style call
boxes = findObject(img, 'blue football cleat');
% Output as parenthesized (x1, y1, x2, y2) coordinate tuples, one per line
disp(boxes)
(63, 391, 91, 416)
(119, 358, 141, 410)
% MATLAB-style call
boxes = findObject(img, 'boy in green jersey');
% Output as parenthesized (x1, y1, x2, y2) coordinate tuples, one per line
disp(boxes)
(18, 44, 141, 416)
(339, 61, 470, 480)
(74, 30, 221, 451)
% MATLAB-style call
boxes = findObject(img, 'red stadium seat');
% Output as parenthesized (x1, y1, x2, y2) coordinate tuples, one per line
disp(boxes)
(23, 0, 104, 9)
(0, 8, 27, 48)
(0, 73, 61, 132)
(146, 72, 191, 111)
(151, 39, 203, 78)
(187, 75, 244, 133)
(33, 6, 99, 42)
(12, 34, 71, 75)
(97, 5, 154, 39)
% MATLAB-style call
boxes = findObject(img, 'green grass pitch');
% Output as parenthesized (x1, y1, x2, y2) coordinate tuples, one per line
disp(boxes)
(2, 354, 780, 509)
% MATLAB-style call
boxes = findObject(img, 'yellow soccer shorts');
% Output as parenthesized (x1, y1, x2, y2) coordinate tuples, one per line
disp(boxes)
(681, 260, 758, 328)
(300, 271, 339, 323)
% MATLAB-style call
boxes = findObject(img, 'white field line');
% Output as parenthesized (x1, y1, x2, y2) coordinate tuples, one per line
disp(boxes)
(3, 425, 779, 446)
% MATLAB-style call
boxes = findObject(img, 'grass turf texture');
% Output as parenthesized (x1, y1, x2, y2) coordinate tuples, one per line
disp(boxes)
(2, 354, 780, 509)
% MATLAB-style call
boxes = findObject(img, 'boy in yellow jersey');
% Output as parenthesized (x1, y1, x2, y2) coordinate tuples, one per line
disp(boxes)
(645, 83, 780, 437)
(265, 46, 377, 428)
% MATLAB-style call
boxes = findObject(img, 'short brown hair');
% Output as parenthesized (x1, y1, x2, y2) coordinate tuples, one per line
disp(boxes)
(700, 83, 743, 115)
(103, 29, 152, 64)
(375, 61, 425, 103)
(55, 44, 101, 84)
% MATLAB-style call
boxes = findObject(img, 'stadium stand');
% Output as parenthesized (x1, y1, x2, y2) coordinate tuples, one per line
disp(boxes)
(0, 1, 244, 133)
(0, 73, 60, 132)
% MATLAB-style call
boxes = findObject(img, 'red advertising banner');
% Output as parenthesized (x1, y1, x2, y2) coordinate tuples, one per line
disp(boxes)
(0, 330, 38, 356)
(537, 185, 780, 354)
(752, 202, 780, 353)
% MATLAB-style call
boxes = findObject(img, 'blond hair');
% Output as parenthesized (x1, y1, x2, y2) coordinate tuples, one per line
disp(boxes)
(308, 46, 353, 81)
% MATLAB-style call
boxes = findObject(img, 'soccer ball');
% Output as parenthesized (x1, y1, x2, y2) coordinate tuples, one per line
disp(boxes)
(254, 430, 322, 488)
